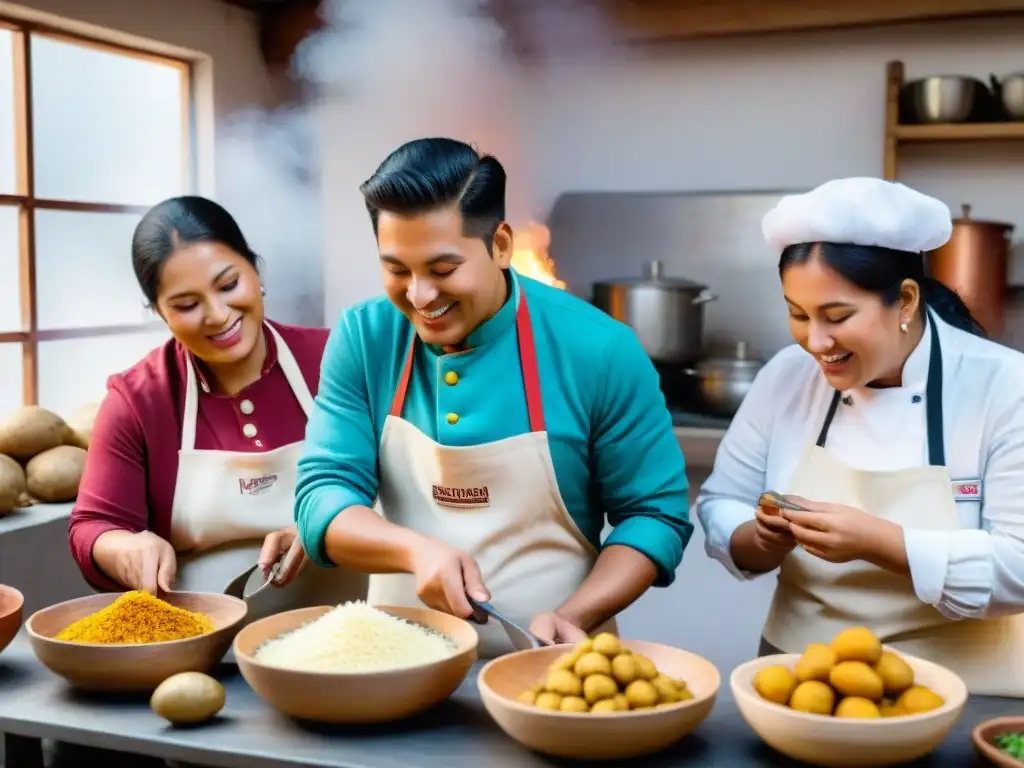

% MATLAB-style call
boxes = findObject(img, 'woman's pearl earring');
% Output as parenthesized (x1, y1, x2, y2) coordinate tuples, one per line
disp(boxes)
(900, 320, 909, 334)
(260, 285, 266, 297)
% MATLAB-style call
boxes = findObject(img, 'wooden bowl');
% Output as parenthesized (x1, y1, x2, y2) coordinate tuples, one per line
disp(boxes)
(0, 585, 24, 656)
(973, 716, 1024, 766)
(477, 639, 720, 760)
(26, 591, 247, 691)
(731, 651, 968, 767)
(233, 604, 478, 724)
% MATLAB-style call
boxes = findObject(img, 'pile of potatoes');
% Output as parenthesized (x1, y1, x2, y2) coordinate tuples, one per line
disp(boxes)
(517, 633, 694, 714)
(0, 403, 99, 514)
(754, 626, 945, 719)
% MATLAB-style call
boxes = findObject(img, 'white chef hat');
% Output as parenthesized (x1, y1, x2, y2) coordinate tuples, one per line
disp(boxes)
(762, 177, 953, 255)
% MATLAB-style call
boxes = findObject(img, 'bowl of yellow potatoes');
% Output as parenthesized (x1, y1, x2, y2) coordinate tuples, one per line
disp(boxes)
(478, 632, 720, 760)
(730, 626, 968, 767)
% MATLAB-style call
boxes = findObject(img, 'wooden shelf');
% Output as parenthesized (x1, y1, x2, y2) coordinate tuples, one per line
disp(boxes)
(883, 60, 1024, 178)
(894, 122, 1024, 142)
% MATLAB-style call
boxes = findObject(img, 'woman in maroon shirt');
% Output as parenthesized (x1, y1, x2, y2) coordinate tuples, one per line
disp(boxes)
(68, 196, 365, 616)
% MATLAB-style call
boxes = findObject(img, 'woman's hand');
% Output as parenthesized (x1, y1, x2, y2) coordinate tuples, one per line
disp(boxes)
(410, 536, 490, 619)
(93, 530, 177, 594)
(258, 525, 309, 586)
(753, 504, 798, 555)
(780, 497, 908, 572)
(530, 611, 588, 645)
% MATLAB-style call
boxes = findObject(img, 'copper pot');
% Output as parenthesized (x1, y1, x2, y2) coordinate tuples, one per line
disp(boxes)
(927, 204, 1014, 336)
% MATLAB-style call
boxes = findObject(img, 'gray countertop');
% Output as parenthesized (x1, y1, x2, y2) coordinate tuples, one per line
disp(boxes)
(0, 633, 1012, 768)
(0, 504, 72, 537)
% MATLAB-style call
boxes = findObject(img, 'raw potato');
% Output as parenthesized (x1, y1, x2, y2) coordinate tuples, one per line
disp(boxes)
(789, 681, 835, 715)
(831, 626, 883, 665)
(829, 661, 884, 700)
(0, 406, 72, 460)
(752, 626, 945, 719)
(754, 664, 798, 705)
(795, 643, 837, 683)
(546, 668, 583, 697)
(0, 454, 30, 512)
(875, 650, 914, 695)
(518, 632, 694, 714)
(150, 672, 225, 725)
(25, 446, 87, 503)
(835, 696, 881, 719)
(65, 402, 102, 450)
(897, 685, 945, 714)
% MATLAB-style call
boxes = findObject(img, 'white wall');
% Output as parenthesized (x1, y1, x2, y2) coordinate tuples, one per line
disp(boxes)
(524, 17, 1024, 235)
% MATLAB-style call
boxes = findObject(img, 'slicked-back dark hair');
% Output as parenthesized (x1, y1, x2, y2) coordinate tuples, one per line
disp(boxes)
(359, 138, 506, 253)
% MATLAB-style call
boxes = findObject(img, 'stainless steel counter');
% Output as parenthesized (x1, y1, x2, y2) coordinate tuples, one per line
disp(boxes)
(0, 633, 1005, 768)
(0, 505, 91, 619)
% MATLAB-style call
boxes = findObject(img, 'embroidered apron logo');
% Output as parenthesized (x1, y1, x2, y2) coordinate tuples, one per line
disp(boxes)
(239, 474, 279, 496)
(431, 485, 490, 509)
(952, 480, 982, 501)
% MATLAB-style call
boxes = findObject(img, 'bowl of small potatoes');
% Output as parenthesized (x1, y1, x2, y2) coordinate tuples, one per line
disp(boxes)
(731, 627, 968, 767)
(478, 632, 720, 760)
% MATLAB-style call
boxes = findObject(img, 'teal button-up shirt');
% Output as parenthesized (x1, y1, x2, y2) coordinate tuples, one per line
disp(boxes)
(295, 269, 693, 586)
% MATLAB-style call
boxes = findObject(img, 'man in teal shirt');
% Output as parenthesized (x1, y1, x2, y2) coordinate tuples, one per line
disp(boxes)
(295, 137, 692, 652)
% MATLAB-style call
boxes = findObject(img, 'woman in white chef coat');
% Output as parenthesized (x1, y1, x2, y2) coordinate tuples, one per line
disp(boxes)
(696, 177, 1024, 697)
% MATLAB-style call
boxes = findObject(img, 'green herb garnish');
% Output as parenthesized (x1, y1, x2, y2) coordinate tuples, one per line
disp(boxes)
(996, 731, 1024, 760)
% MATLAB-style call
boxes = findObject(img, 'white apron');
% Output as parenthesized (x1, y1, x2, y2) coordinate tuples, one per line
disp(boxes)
(169, 324, 367, 623)
(367, 290, 613, 658)
(761, 317, 1024, 697)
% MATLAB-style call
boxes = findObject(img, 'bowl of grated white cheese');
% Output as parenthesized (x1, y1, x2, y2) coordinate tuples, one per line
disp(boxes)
(233, 600, 478, 723)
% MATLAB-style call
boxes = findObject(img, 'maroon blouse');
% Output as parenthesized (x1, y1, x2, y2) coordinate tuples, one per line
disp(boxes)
(68, 320, 330, 591)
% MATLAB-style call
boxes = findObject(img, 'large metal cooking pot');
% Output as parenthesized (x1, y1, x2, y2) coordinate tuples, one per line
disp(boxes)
(900, 75, 988, 123)
(592, 261, 716, 363)
(685, 341, 765, 416)
(926, 203, 1013, 337)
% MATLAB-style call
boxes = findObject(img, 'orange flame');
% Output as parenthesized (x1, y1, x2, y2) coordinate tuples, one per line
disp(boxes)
(511, 222, 565, 289)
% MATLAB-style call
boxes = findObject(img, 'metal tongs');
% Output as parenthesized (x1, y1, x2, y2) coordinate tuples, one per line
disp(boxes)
(224, 560, 281, 602)
(758, 490, 808, 513)
(468, 597, 549, 651)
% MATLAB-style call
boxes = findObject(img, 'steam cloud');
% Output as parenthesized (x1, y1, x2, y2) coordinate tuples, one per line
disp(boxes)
(215, 0, 616, 325)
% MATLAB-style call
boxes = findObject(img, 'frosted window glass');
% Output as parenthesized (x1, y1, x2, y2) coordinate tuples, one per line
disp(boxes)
(35, 209, 150, 329)
(0, 205, 20, 331)
(0, 342, 22, 413)
(30, 35, 186, 204)
(0, 30, 14, 195)
(38, 328, 171, 418)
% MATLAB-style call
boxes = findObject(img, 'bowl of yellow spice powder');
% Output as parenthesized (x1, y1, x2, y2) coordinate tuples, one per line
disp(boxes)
(26, 590, 247, 691)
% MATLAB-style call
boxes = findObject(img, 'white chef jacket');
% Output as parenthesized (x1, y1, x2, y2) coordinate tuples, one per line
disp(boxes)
(696, 313, 1024, 621)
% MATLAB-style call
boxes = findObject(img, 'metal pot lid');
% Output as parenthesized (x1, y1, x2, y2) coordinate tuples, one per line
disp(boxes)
(594, 260, 708, 290)
(953, 203, 1015, 230)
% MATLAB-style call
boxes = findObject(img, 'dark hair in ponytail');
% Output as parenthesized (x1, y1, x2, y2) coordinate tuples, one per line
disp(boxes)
(132, 196, 261, 307)
(778, 242, 987, 338)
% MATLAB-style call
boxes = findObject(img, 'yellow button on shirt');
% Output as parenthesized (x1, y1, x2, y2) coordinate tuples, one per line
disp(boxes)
(446, 412, 459, 425)
(444, 371, 459, 386)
